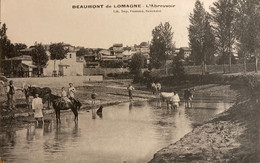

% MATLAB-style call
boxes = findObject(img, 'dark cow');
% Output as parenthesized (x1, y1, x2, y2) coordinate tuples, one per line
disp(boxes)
(50, 94, 82, 123)
(184, 88, 194, 108)
(24, 86, 52, 108)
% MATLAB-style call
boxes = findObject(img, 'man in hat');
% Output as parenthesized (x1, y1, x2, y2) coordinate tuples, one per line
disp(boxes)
(6, 80, 17, 110)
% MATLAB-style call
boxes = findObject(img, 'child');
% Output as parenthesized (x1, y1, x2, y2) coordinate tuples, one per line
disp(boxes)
(68, 83, 76, 99)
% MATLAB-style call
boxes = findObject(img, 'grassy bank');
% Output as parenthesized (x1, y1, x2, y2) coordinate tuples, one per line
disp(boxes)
(149, 74, 260, 163)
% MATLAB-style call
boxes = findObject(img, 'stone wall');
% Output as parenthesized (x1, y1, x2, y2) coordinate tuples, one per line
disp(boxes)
(9, 76, 103, 88)
(84, 68, 129, 76)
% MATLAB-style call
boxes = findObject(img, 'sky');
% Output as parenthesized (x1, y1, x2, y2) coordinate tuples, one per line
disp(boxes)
(1, 0, 214, 49)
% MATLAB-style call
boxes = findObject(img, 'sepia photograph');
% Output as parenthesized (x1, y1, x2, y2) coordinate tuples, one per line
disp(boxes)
(0, 0, 259, 162)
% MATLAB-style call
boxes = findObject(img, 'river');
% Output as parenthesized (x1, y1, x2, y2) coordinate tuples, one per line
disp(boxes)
(0, 97, 233, 163)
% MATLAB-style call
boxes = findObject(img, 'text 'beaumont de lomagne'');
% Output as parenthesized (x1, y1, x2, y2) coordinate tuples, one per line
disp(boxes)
(72, 4, 175, 9)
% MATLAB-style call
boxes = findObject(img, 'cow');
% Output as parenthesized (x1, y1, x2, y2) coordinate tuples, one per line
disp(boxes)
(159, 92, 180, 109)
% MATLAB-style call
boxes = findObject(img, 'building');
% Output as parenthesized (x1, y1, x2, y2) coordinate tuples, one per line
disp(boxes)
(180, 47, 192, 59)
(84, 54, 100, 68)
(113, 44, 124, 60)
(1, 55, 38, 77)
(99, 49, 112, 60)
(43, 44, 84, 76)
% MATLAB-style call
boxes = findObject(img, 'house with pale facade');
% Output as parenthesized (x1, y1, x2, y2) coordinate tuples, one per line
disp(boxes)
(43, 44, 84, 76)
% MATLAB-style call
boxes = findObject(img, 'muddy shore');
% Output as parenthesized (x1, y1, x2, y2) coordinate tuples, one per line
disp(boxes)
(149, 80, 260, 162)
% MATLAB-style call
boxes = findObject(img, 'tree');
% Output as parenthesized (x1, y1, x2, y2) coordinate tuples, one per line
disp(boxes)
(170, 57, 186, 82)
(150, 22, 174, 69)
(210, 0, 237, 73)
(129, 53, 145, 78)
(0, 23, 17, 59)
(49, 43, 68, 72)
(14, 43, 27, 51)
(76, 48, 88, 57)
(236, 0, 260, 72)
(30, 44, 49, 77)
(0, 23, 27, 60)
(188, 0, 216, 75)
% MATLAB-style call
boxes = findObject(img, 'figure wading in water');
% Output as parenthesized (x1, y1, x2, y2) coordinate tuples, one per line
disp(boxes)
(32, 93, 44, 124)
(127, 84, 135, 102)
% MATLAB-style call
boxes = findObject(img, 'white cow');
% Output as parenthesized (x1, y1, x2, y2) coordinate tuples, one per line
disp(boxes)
(159, 92, 180, 109)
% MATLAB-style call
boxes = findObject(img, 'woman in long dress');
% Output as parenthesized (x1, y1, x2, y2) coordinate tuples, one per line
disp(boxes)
(32, 93, 44, 121)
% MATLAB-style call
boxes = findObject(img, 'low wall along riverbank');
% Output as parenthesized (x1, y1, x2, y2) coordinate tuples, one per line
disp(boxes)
(8, 75, 103, 88)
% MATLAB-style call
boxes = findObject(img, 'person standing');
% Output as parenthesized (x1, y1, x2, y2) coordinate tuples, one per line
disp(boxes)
(151, 82, 156, 95)
(170, 91, 180, 109)
(61, 87, 71, 103)
(68, 83, 77, 99)
(91, 89, 97, 106)
(127, 84, 135, 102)
(6, 80, 17, 110)
(32, 93, 44, 122)
(155, 82, 161, 108)
(156, 82, 161, 93)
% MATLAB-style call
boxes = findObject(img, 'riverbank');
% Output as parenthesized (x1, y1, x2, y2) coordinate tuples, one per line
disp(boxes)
(150, 75, 260, 163)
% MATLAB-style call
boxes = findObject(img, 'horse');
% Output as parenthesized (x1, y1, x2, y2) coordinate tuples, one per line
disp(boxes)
(23, 85, 52, 109)
(50, 94, 82, 123)
(184, 88, 194, 108)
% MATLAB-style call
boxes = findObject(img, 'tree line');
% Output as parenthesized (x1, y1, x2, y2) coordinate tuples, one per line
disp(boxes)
(131, 0, 260, 78)
(1, 0, 259, 77)
(189, 0, 260, 74)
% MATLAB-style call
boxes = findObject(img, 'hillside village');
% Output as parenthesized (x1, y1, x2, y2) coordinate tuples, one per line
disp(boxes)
(1, 42, 191, 78)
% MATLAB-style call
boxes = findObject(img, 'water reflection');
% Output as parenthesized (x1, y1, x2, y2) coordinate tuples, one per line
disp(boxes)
(91, 107, 96, 120)
(0, 98, 233, 163)
(129, 102, 133, 111)
(43, 119, 52, 134)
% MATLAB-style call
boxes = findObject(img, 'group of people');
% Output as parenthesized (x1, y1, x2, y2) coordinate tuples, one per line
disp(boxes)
(151, 81, 182, 109)
(33, 83, 78, 122)
(4, 79, 192, 123)
(61, 83, 77, 104)
(4, 81, 78, 122)
(151, 82, 162, 95)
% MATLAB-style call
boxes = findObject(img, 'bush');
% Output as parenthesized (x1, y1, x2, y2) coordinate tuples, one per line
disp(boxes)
(169, 59, 186, 82)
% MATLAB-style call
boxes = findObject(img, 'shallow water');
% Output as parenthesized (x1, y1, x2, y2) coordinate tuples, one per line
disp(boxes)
(0, 98, 233, 163)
